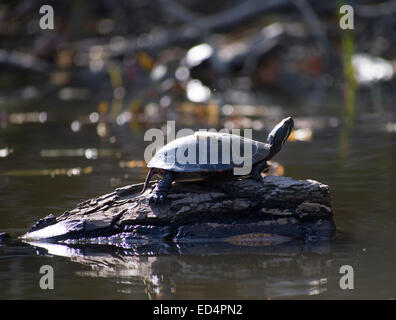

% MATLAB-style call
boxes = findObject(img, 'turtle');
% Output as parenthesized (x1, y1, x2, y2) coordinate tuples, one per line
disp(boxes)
(142, 116, 294, 204)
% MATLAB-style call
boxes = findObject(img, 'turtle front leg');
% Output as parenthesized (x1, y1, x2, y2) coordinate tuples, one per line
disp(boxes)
(150, 171, 175, 204)
(251, 161, 269, 182)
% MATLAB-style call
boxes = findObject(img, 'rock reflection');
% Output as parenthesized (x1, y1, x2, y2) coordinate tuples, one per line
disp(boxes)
(27, 240, 332, 299)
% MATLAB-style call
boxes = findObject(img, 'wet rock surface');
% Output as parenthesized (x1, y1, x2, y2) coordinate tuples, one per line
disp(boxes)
(21, 176, 335, 245)
(0, 232, 11, 243)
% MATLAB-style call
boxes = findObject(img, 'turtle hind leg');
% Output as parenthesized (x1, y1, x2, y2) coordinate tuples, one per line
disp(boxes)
(150, 171, 175, 205)
(251, 161, 269, 182)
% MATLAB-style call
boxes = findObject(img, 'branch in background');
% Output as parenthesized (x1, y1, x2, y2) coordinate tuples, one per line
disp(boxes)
(159, 0, 201, 26)
(111, 0, 288, 58)
(0, 49, 51, 73)
(291, 0, 331, 108)
(356, 0, 396, 17)
(199, 0, 287, 31)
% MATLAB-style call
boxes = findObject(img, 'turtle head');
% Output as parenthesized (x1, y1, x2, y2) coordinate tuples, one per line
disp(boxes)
(267, 117, 294, 151)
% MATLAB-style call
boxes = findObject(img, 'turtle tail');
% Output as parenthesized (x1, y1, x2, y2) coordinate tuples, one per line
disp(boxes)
(141, 168, 155, 194)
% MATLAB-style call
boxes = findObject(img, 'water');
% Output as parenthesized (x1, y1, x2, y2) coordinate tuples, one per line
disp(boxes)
(1, 98, 396, 299)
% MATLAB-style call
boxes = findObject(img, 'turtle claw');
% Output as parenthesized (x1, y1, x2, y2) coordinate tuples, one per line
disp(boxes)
(149, 191, 166, 205)
(256, 176, 265, 184)
(251, 164, 268, 184)
(251, 171, 263, 183)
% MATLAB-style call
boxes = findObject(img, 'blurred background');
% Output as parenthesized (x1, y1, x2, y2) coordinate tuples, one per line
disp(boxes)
(0, 0, 396, 299)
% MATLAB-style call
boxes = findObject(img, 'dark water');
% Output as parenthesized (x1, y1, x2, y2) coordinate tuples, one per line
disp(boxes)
(1, 97, 396, 299)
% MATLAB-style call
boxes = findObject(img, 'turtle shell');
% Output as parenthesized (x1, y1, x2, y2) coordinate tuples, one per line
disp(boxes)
(147, 131, 270, 173)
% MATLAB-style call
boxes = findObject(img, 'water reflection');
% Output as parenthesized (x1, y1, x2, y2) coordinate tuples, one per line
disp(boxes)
(25, 240, 332, 299)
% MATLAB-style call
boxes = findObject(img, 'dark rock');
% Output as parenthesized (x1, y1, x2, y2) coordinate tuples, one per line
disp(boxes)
(21, 176, 335, 246)
(0, 232, 11, 243)
(29, 214, 57, 232)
